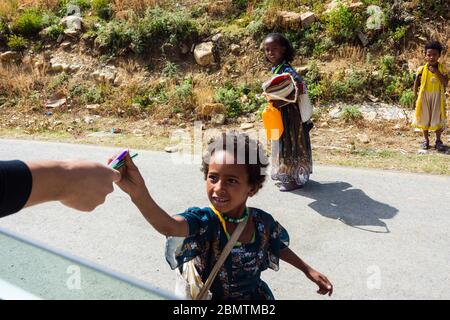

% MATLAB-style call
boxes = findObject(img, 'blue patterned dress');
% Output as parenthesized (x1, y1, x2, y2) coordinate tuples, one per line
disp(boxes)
(270, 61, 313, 186)
(165, 207, 289, 300)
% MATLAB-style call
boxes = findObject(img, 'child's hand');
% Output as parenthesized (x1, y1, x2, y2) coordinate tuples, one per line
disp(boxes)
(107, 151, 146, 199)
(306, 269, 333, 296)
(428, 64, 438, 73)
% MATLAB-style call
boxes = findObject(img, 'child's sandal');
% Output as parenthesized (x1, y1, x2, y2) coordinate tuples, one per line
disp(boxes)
(421, 141, 429, 150)
(435, 140, 445, 151)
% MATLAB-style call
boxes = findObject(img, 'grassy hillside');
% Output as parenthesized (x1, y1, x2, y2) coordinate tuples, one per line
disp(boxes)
(0, 0, 449, 122)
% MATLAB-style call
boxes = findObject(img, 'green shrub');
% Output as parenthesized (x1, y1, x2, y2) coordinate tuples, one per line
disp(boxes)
(399, 89, 415, 108)
(324, 5, 362, 41)
(341, 105, 363, 123)
(94, 20, 133, 54)
(47, 72, 70, 92)
(47, 24, 65, 40)
(379, 55, 395, 74)
(214, 82, 262, 118)
(57, 0, 92, 16)
(391, 25, 408, 42)
(0, 18, 8, 35)
(132, 8, 199, 54)
(13, 9, 43, 37)
(7, 34, 28, 51)
(92, 0, 112, 20)
(162, 61, 179, 78)
(133, 82, 168, 109)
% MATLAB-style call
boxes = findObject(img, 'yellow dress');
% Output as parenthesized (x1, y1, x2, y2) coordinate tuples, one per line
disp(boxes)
(414, 63, 447, 131)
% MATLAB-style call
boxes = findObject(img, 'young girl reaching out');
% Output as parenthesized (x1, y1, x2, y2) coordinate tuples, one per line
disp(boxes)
(112, 132, 332, 300)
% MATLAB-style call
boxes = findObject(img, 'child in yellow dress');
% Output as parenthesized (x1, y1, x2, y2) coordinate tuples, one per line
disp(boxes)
(413, 41, 449, 151)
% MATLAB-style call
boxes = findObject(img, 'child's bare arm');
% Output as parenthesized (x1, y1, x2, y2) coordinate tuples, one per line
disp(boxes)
(131, 189, 189, 237)
(413, 75, 421, 99)
(112, 153, 189, 237)
(280, 247, 333, 296)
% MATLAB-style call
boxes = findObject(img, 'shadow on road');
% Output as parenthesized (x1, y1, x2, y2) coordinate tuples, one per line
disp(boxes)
(293, 181, 398, 233)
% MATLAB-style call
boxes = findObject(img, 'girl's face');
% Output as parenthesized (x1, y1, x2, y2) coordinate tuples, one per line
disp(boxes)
(206, 150, 257, 215)
(264, 38, 285, 65)
(425, 48, 440, 66)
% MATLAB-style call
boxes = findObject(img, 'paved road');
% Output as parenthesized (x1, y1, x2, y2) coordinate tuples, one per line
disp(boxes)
(1, 138, 449, 299)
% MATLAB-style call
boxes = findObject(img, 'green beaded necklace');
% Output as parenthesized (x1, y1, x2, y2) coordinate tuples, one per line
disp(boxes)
(222, 207, 249, 223)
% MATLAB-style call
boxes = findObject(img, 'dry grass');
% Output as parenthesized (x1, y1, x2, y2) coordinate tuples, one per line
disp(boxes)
(336, 46, 367, 64)
(0, 62, 45, 98)
(0, 0, 59, 18)
(112, 0, 162, 15)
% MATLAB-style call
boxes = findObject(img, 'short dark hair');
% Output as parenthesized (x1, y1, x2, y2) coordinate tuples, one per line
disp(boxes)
(264, 33, 295, 62)
(201, 131, 269, 192)
(425, 41, 443, 54)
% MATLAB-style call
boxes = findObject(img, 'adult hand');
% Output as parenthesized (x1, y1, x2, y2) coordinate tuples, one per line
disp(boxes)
(306, 269, 333, 296)
(25, 160, 121, 212)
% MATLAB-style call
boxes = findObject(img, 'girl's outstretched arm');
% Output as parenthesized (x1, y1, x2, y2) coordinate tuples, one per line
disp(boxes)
(280, 247, 333, 296)
(111, 153, 189, 237)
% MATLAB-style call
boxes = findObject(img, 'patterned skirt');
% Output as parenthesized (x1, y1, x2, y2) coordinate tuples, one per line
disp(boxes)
(270, 102, 313, 185)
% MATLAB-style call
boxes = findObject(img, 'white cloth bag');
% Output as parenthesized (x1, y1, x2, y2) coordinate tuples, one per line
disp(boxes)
(174, 259, 212, 300)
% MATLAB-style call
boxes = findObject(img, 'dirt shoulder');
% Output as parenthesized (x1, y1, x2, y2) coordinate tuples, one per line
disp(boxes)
(1, 110, 449, 175)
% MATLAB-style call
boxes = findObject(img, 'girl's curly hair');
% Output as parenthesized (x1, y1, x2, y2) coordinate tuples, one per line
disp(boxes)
(201, 131, 269, 192)
(425, 41, 443, 55)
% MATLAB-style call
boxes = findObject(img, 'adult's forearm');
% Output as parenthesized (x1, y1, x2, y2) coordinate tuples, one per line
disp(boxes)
(24, 161, 67, 207)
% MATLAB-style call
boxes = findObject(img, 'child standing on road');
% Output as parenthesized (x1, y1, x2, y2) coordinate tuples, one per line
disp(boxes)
(263, 33, 313, 191)
(112, 132, 332, 300)
(413, 41, 449, 151)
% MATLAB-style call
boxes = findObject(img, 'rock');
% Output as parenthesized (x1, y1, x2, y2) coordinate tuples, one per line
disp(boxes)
(50, 63, 64, 72)
(45, 93, 67, 109)
(198, 103, 226, 117)
(277, 11, 302, 29)
(194, 42, 215, 66)
(211, 113, 226, 125)
(180, 43, 190, 54)
(329, 106, 341, 118)
(356, 133, 370, 144)
(212, 33, 223, 42)
(64, 29, 79, 38)
(348, 2, 364, 10)
(357, 31, 369, 47)
(230, 44, 240, 55)
(301, 12, 316, 28)
(92, 69, 116, 84)
(86, 104, 100, 110)
(83, 116, 94, 124)
(165, 146, 179, 153)
(59, 16, 83, 31)
(368, 94, 379, 102)
(363, 111, 377, 121)
(60, 41, 72, 49)
(61, 64, 71, 72)
(417, 149, 428, 155)
(296, 66, 309, 75)
(0, 51, 21, 63)
(240, 123, 254, 130)
(69, 64, 81, 72)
